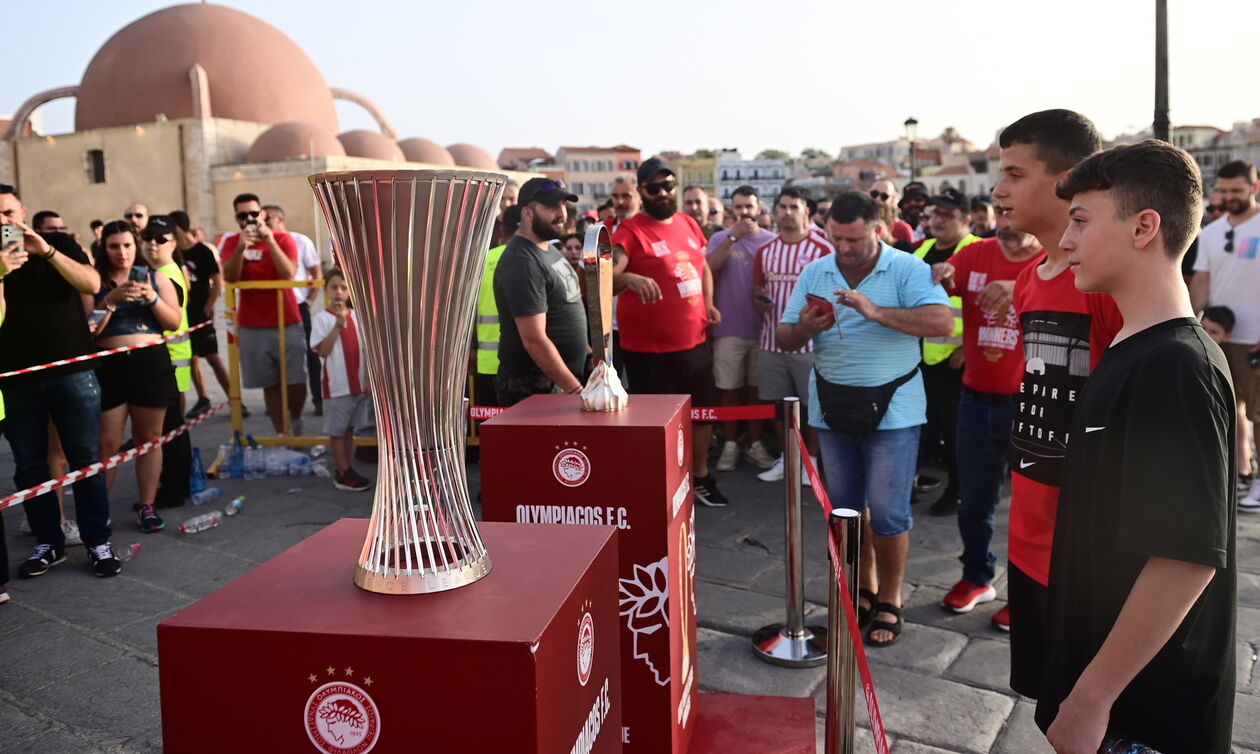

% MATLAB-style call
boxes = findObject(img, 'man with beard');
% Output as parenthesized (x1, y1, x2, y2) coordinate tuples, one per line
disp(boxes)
(971, 196, 998, 238)
(493, 178, 588, 406)
(869, 179, 913, 245)
(612, 157, 727, 507)
(899, 183, 929, 242)
(1191, 160, 1260, 514)
(931, 212, 1042, 629)
(606, 175, 640, 233)
(811, 197, 832, 230)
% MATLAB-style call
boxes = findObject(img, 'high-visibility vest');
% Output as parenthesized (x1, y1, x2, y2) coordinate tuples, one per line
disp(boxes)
(158, 262, 192, 392)
(914, 235, 980, 365)
(476, 244, 507, 375)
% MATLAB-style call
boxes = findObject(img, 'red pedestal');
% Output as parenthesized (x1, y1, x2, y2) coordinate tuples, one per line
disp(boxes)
(690, 693, 817, 753)
(480, 394, 696, 754)
(158, 520, 621, 754)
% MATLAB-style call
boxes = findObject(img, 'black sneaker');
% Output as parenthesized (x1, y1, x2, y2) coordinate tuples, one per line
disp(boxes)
(134, 503, 165, 533)
(914, 473, 944, 494)
(694, 475, 729, 508)
(240, 404, 252, 418)
(334, 469, 373, 492)
(185, 396, 212, 419)
(87, 543, 121, 577)
(1237, 472, 1254, 498)
(18, 543, 67, 578)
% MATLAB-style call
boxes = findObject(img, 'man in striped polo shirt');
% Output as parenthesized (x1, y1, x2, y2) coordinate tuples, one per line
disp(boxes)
(752, 187, 833, 482)
(777, 191, 953, 647)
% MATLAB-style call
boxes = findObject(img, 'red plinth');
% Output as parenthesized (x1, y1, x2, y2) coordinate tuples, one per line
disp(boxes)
(158, 519, 621, 754)
(690, 693, 817, 753)
(480, 394, 697, 754)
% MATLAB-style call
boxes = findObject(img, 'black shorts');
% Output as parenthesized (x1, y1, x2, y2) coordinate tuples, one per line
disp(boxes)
(1007, 561, 1048, 699)
(96, 344, 179, 411)
(622, 342, 719, 419)
(189, 321, 218, 357)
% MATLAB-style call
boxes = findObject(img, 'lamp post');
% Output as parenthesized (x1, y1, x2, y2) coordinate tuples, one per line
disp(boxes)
(1153, 0, 1169, 141)
(904, 117, 919, 181)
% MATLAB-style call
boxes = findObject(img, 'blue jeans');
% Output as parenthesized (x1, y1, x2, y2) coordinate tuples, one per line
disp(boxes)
(818, 425, 920, 537)
(955, 388, 1012, 585)
(4, 370, 112, 548)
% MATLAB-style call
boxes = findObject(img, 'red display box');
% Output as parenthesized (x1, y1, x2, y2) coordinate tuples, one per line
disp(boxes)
(480, 394, 696, 754)
(690, 693, 816, 754)
(158, 519, 621, 754)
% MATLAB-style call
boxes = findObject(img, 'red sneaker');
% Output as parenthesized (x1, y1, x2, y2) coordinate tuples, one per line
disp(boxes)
(991, 604, 1010, 632)
(941, 579, 997, 613)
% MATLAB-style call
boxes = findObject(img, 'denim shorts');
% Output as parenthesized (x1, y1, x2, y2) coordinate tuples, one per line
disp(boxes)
(818, 425, 920, 536)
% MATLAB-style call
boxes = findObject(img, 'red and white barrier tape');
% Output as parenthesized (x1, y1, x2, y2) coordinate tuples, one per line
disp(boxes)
(0, 318, 216, 381)
(0, 401, 228, 512)
(468, 404, 777, 423)
(796, 426, 891, 754)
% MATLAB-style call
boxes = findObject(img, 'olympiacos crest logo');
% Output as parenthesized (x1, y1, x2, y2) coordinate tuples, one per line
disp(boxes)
(577, 611, 595, 686)
(305, 681, 381, 754)
(553, 445, 592, 488)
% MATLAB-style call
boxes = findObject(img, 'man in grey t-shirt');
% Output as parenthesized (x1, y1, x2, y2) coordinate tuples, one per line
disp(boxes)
(493, 178, 589, 406)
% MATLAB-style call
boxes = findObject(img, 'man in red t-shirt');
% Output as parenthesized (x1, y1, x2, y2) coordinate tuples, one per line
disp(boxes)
(990, 110, 1122, 700)
(931, 214, 1042, 623)
(612, 156, 727, 507)
(220, 192, 307, 437)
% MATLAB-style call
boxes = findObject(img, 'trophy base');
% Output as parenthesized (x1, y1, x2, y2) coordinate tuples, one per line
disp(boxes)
(355, 539, 492, 594)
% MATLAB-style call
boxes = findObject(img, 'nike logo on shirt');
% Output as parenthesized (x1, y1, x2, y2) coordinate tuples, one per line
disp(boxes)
(1085, 426, 1106, 433)
(1019, 459, 1036, 469)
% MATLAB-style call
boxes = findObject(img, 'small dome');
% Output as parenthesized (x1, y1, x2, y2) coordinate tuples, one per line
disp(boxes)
(397, 137, 454, 165)
(76, 4, 337, 132)
(338, 130, 404, 161)
(248, 121, 345, 162)
(446, 143, 498, 170)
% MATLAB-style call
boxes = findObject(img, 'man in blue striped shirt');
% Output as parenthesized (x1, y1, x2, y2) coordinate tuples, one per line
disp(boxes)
(778, 191, 952, 647)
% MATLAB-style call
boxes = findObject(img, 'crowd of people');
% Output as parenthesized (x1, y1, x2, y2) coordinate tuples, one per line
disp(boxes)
(480, 109, 1243, 752)
(0, 104, 1249, 750)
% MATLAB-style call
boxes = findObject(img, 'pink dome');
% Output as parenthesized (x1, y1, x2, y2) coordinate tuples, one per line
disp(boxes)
(446, 143, 498, 170)
(337, 130, 405, 161)
(248, 121, 345, 162)
(397, 137, 454, 165)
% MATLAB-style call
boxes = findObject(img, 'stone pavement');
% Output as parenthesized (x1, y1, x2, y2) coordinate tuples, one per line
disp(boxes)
(0, 390, 1257, 752)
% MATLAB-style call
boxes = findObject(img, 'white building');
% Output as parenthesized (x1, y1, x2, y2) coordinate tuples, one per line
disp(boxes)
(715, 150, 788, 202)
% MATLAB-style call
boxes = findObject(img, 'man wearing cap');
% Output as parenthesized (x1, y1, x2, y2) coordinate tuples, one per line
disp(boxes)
(971, 197, 997, 238)
(913, 188, 982, 517)
(612, 156, 728, 507)
(899, 183, 930, 242)
(493, 179, 588, 406)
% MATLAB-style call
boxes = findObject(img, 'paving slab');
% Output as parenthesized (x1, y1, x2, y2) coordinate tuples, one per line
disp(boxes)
(697, 627, 825, 698)
(991, 701, 1052, 754)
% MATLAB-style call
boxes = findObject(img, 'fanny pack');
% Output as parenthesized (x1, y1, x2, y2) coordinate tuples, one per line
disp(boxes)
(813, 366, 919, 436)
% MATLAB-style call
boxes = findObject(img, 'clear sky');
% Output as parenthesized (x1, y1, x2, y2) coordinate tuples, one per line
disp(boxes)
(8, 0, 1255, 159)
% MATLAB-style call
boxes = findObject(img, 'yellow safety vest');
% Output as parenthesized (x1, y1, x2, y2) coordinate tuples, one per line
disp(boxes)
(475, 244, 507, 375)
(159, 262, 192, 392)
(914, 235, 980, 365)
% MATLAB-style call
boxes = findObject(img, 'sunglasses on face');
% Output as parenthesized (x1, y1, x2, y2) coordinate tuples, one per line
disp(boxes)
(870, 190, 890, 201)
(236, 210, 261, 221)
(142, 233, 173, 244)
(124, 212, 144, 219)
(708, 209, 721, 215)
(644, 180, 676, 196)
(1226, 228, 1235, 253)
(1208, 204, 1224, 213)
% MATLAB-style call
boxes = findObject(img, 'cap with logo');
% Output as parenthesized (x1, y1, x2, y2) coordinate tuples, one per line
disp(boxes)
(518, 178, 578, 207)
(928, 187, 969, 213)
(142, 215, 177, 241)
(636, 156, 674, 185)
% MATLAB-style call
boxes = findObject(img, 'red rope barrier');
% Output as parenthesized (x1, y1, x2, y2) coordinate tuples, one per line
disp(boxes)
(468, 404, 778, 422)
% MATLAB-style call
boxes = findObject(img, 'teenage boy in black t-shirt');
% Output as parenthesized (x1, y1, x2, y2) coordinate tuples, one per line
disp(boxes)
(1039, 141, 1236, 753)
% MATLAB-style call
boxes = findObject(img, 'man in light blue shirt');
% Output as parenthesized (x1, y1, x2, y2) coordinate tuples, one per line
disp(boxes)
(777, 191, 952, 647)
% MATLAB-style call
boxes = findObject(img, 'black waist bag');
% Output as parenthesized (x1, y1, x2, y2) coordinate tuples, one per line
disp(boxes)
(813, 367, 919, 436)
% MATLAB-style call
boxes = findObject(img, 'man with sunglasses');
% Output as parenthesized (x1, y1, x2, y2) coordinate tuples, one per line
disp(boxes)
(0, 185, 122, 577)
(868, 180, 913, 246)
(124, 203, 148, 234)
(612, 157, 727, 507)
(221, 192, 307, 438)
(1191, 160, 1260, 514)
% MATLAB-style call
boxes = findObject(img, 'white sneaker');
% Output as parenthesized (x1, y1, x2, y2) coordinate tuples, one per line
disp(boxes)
(716, 441, 739, 472)
(801, 456, 819, 487)
(1242, 480, 1260, 514)
(61, 519, 82, 546)
(743, 440, 776, 470)
(758, 456, 785, 482)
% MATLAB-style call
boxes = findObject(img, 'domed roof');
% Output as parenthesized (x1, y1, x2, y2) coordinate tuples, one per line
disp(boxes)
(397, 137, 454, 165)
(447, 143, 498, 170)
(338, 130, 404, 161)
(75, 4, 337, 133)
(248, 121, 345, 162)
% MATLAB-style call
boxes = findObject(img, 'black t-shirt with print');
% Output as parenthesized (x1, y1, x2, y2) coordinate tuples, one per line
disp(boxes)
(0, 232, 95, 384)
(182, 242, 219, 324)
(493, 235, 588, 379)
(1035, 319, 1236, 752)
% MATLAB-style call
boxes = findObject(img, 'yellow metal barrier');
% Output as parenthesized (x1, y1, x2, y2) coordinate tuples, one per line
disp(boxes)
(224, 279, 377, 448)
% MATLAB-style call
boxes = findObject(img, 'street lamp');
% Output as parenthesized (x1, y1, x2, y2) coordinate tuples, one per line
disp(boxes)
(904, 117, 919, 181)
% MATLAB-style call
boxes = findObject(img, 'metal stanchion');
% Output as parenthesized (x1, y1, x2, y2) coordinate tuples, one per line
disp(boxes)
(752, 397, 827, 667)
(825, 507, 862, 754)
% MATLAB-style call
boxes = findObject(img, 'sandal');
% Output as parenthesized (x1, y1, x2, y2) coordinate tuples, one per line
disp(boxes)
(857, 588, 878, 629)
(866, 602, 903, 648)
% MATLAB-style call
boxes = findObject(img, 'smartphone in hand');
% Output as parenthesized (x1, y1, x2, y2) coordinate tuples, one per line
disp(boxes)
(804, 293, 834, 318)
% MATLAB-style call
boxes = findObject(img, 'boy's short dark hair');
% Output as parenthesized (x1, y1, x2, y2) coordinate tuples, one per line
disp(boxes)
(501, 205, 522, 237)
(232, 192, 261, 209)
(90, 219, 103, 230)
(1218, 160, 1257, 183)
(326, 267, 345, 284)
(1055, 139, 1204, 259)
(1202, 305, 1236, 333)
(827, 191, 881, 226)
(168, 210, 192, 232)
(999, 109, 1102, 175)
(31, 210, 60, 230)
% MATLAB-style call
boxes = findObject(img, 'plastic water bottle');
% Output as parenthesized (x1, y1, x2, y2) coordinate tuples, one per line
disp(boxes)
(223, 496, 245, 516)
(245, 447, 266, 480)
(190, 486, 223, 505)
(229, 431, 245, 479)
(178, 510, 223, 534)
(1100, 739, 1161, 754)
(190, 447, 207, 494)
(288, 454, 312, 476)
(116, 542, 142, 562)
(311, 459, 332, 478)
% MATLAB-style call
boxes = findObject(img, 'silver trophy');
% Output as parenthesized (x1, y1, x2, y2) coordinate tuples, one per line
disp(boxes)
(309, 169, 506, 594)
(579, 224, 628, 411)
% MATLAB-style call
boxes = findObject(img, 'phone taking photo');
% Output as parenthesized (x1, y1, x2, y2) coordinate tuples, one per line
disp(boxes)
(1, 224, 22, 250)
(129, 266, 149, 284)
